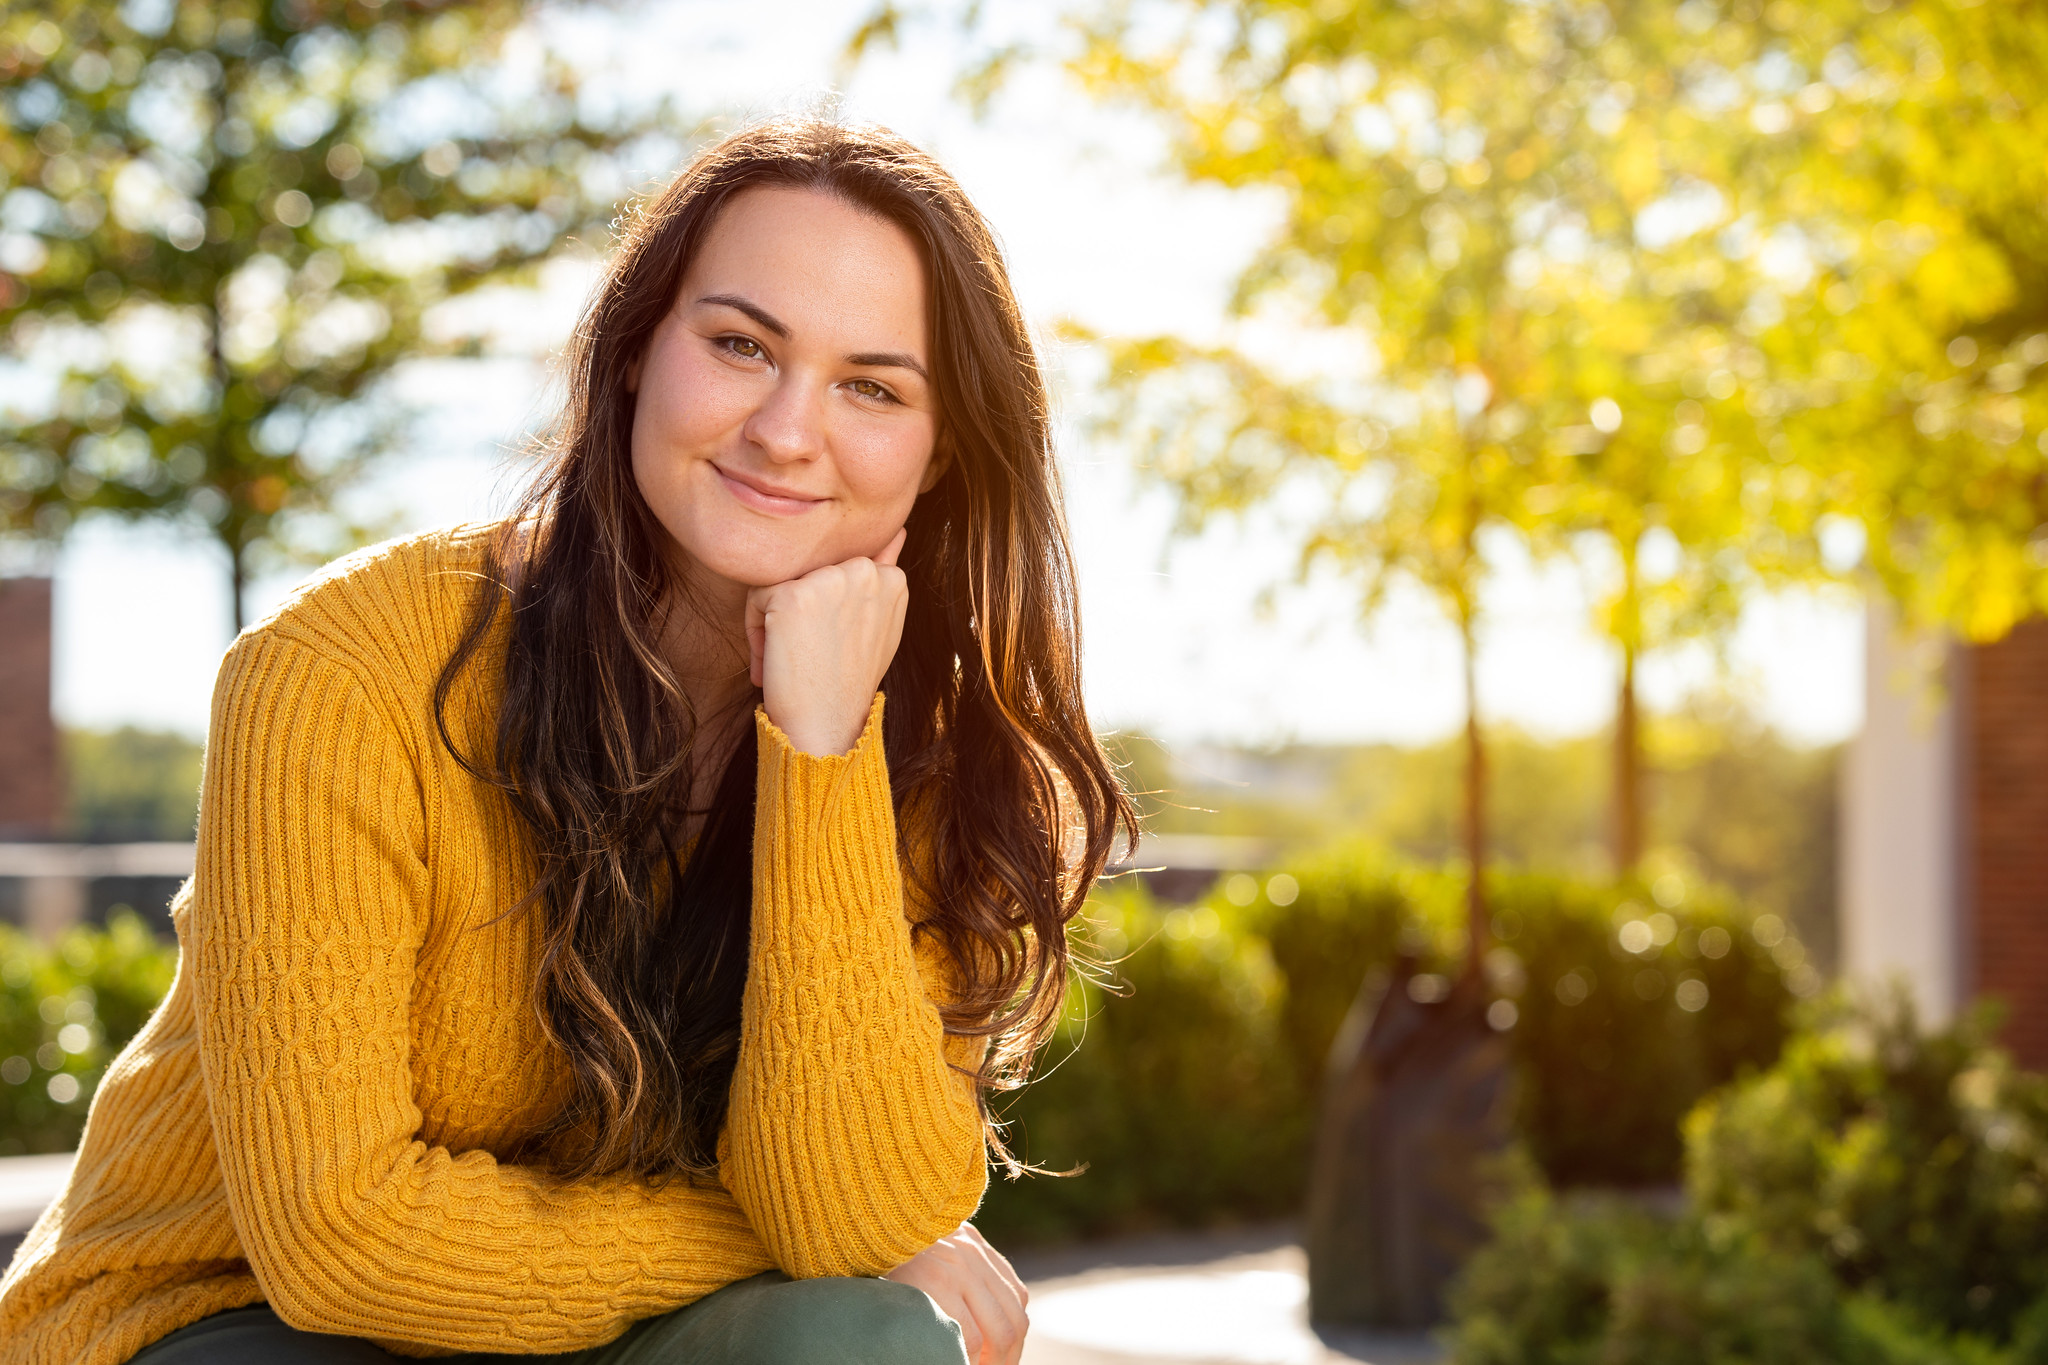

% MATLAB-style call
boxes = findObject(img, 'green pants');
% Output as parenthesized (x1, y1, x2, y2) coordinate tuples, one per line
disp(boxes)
(125, 1272, 969, 1364)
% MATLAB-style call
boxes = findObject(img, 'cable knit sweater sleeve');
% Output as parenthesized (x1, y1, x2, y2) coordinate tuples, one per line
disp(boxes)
(191, 631, 777, 1354)
(721, 695, 990, 1278)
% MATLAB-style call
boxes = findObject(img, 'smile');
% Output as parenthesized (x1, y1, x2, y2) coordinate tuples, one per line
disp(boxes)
(712, 463, 827, 516)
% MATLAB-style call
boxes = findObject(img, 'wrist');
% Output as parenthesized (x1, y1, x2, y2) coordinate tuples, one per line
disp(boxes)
(776, 717, 864, 758)
(764, 692, 878, 758)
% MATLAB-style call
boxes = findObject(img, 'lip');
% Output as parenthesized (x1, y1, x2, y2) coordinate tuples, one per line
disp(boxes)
(712, 463, 827, 516)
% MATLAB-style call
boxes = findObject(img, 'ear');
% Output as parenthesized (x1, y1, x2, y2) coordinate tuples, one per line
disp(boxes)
(625, 353, 642, 396)
(917, 430, 953, 495)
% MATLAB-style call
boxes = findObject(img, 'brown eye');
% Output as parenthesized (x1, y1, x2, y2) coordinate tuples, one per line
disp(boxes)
(726, 336, 762, 359)
(852, 379, 892, 401)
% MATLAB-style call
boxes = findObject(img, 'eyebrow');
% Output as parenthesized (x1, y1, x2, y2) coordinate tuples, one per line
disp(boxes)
(847, 350, 929, 383)
(697, 293, 789, 338)
(696, 293, 930, 384)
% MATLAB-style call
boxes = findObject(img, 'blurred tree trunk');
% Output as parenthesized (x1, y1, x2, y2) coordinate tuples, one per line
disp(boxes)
(229, 544, 247, 637)
(208, 306, 245, 637)
(1613, 549, 1643, 876)
(1456, 565, 1487, 974)
(1615, 644, 1641, 874)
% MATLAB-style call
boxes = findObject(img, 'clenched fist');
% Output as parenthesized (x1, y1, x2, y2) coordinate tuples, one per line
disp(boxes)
(885, 1223, 1029, 1365)
(745, 526, 909, 757)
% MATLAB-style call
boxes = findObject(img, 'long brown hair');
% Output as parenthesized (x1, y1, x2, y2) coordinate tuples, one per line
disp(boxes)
(435, 116, 1135, 1179)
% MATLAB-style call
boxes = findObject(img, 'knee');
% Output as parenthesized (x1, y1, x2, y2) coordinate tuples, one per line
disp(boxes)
(724, 1276, 967, 1365)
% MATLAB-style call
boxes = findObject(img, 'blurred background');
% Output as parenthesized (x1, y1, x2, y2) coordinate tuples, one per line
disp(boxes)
(1, 1, 2045, 1362)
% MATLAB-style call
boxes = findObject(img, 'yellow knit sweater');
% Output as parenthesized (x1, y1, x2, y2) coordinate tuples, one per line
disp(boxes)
(0, 525, 989, 1364)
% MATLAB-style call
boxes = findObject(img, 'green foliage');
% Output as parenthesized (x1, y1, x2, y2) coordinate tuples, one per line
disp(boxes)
(1688, 998, 2048, 1344)
(0, 0, 678, 623)
(1446, 999, 2048, 1365)
(1254, 844, 1439, 1105)
(1449, 1189, 1856, 1365)
(1004, 0, 2048, 642)
(1471, 860, 1793, 1180)
(1288, 729, 1617, 877)
(1499, 873, 1799, 1187)
(1646, 703, 1842, 969)
(1258, 854, 1800, 1189)
(1724, 4, 2048, 642)
(61, 725, 204, 841)
(1028, 0, 1840, 888)
(980, 847, 1800, 1242)
(979, 883, 1303, 1241)
(899, 0, 2048, 904)
(0, 912, 177, 1156)
(1061, 0, 1789, 660)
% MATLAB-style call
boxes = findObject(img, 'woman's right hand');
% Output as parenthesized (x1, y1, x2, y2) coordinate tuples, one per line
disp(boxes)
(884, 1222, 1030, 1365)
(743, 526, 909, 757)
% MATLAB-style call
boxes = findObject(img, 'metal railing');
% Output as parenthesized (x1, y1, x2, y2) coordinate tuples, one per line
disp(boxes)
(0, 843, 195, 939)
(0, 832, 1275, 941)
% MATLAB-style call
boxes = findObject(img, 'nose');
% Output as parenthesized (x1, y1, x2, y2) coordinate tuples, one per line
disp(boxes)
(741, 371, 827, 465)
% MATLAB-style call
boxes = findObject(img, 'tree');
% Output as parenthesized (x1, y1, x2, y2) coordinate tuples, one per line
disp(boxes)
(1002, 0, 1805, 926)
(0, 0, 677, 629)
(888, 0, 2048, 888)
(1680, 0, 2048, 643)
(1078, 330, 1528, 963)
(62, 724, 204, 841)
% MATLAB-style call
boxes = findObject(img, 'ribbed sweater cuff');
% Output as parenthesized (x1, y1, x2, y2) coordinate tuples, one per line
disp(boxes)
(753, 692, 895, 896)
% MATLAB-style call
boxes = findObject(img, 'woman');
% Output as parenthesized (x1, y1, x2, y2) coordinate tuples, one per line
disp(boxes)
(0, 117, 1132, 1364)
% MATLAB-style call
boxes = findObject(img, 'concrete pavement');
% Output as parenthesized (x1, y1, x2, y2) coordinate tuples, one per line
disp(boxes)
(1004, 1224, 1446, 1365)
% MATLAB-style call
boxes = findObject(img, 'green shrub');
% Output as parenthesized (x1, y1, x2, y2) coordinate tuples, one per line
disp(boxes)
(1498, 874, 1798, 1186)
(1688, 995, 2048, 1345)
(978, 884, 1302, 1241)
(1446, 998, 2048, 1365)
(1449, 1186, 1856, 1365)
(1254, 845, 1461, 1104)
(981, 846, 1803, 1241)
(1251, 848, 1801, 1187)
(0, 913, 178, 1156)
(1447, 1183, 2037, 1365)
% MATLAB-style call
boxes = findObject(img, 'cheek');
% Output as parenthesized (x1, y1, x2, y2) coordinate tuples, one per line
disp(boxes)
(629, 347, 744, 524)
(829, 413, 939, 516)
(634, 344, 747, 455)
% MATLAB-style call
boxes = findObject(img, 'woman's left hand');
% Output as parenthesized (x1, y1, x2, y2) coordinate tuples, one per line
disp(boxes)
(885, 1222, 1030, 1365)
(745, 527, 909, 757)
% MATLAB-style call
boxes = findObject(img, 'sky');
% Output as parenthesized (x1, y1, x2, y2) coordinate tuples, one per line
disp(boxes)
(44, 0, 1865, 748)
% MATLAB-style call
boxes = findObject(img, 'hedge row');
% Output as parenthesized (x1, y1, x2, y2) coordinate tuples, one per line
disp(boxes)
(979, 844, 1806, 1241)
(0, 912, 177, 1156)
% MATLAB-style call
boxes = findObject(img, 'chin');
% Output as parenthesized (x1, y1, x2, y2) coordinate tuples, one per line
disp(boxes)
(677, 529, 824, 591)
(718, 559, 810, 590)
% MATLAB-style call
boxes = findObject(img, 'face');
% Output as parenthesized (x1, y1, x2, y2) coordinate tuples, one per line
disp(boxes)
(629, 185, 942, 595)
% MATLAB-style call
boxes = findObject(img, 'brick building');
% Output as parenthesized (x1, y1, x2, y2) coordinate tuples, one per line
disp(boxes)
(0, 576, 58, 839)
(1844, 606, 2048, 1069)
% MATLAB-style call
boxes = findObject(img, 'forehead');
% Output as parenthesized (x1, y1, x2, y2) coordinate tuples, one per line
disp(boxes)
(682, 186, 928, 345)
